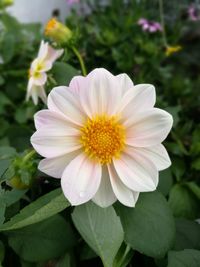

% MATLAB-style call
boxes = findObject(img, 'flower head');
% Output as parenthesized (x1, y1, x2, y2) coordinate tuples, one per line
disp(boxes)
(66, 0, 79, 5)
(188, 5, 199, 21)
(165, 45, 182, 57)
(31, 68, 173, 207)
(45, 18, 73, 45)
(138, 18, 162, 33)
(26, 40, 63, 105)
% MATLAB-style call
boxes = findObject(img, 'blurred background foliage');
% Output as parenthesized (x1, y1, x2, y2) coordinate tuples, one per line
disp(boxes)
(0, 0, 200, 266)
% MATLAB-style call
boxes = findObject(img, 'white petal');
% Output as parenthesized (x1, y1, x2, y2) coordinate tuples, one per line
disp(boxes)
(69, 75, 86, 94)
(31, 130, 81, 158)
(38, 150, 80, 178)
(61, 153, 101, 205)
(37, 86, 47, 105)
(34, 110, 79, 135)
(113, 148, 158, 192)
(80, 68, 122, 118)
(133, 144, 171, 171)
(108, 163, 139, 207)
(38, 40, 48, 59)
(118, 84, 155, 116)
(115, 73, 134, 95)
(48, 86, 85, 126)
(33, 72, 47, 86)
(92, 166, 116, 207)
(46, 46, 64, 63)
(125, 108, 173, 147)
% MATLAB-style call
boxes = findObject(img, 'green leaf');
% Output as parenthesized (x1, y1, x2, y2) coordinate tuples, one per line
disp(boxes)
(7, 215, 76, 262)
(168, 184, 199, 219)
(116, 191, 175, 258)
(157, 168, 173, 196)
(174, 219, 200, 250)
(185, 182, 200, 200)
(167, 249, 200, 267)
(0, 188, 27, 207)
(56, 253, 76, 267)
(0, 146, 16, 159)
(0, 188, 70, 231)
(0, 241, 5, 264)
(51, 62, 79, 85)
(0, 202, 6, 225)
(72, 201, 124, 267)
(0, 159, 11, 178)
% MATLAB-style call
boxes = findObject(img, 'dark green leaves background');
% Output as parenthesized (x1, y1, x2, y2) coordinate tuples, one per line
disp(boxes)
(0, 0, 200, 266)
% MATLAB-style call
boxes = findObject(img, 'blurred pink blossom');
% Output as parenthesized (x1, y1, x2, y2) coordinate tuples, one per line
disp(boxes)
(138, 18, 162, 33)
(188, 5, 199, 21)
(66, 0, 79, 5)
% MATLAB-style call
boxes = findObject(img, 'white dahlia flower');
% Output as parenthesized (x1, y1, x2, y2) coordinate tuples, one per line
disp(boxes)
(26, 40, 63, 105)
(31, 68, 173, 207)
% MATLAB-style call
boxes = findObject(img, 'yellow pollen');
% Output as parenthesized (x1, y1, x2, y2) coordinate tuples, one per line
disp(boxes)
(45, 18, 57, 35)
(80, 115, 125, 165)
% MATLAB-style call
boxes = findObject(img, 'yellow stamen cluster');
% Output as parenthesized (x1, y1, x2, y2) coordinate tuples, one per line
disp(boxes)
(45, 18, 57, 36)
(29, 61, 44, 79)
(80, 115, 125, 164)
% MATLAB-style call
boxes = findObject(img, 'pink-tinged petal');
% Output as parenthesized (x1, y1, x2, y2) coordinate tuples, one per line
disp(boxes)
(38, 150, 80, 178)
(69, 75, 87, 94)
(108, 163, 139, 207)
(92, 166, 116, 207)
(118, 84, 155, 116)
(132, 144, 171, 171)
(46, 46, 64, 63)
(34, 110, 79, 135)
(80, 68, 122, 118)
(113, 148, 158, 192)
(31, 130, 81, 158)
(33, 72, 47, 86)
(61, 153, 102, 205)
(48, 86, 86, 126)
(115, 73, 134, 95)
(124, 108, 173, 147)
(138, 18, 148, 25)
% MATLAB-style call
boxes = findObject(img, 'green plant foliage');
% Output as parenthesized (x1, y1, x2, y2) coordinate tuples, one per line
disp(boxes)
(0, 188, 69, 231)
(0, 0, 200, 266)
(7, 215, 76, 262)
(72, 201, 124, 267)
(115, 191, 175, 259)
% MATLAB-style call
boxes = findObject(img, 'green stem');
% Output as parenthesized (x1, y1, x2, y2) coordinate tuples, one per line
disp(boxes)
(72, 46, 87, 76)
(22, 150, 36, 163)
(158, 0, 168, 47)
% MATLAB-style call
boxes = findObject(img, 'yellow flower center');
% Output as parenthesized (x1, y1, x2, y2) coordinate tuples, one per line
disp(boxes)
(45, 18, 57, 35)
(29, 61, 45, 79)
(80, 115, 125, 164)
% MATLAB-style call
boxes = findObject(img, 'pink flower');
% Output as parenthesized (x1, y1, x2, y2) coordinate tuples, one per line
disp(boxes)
(31, 68, 172, 207)
(66, 0, 79, 5)
(188, 5, 199, 21)
(138, 18, 162, 33)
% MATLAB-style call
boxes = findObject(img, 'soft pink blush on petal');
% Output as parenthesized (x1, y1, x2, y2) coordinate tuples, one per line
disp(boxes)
(115, 73, 134, 95)
(80, 68, 122, 118)
(132, 144, 171, 171)
(69, 75, 87, 95)
(31, 130, 81, 158)
(113, 148, 158, 192)
(108, 163, 139, 207)
(118, 84, 155, 116)
(124, 108, 173, 147)
(38, 150, 81, 178)
(92, 166, 116, 208)
(61, 153, 102, 205)
(34, 110, 79, 134)
(46, 46, 64, 63)
(48, 86, 86, 126)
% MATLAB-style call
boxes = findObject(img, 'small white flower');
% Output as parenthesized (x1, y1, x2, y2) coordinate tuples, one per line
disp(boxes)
(31, 68, 173, 207)
(26, 40, 63, 105)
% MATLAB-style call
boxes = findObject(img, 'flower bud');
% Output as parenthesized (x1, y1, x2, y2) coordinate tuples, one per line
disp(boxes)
(0, 0, 14, 8)
(45, 18, 73, 45)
